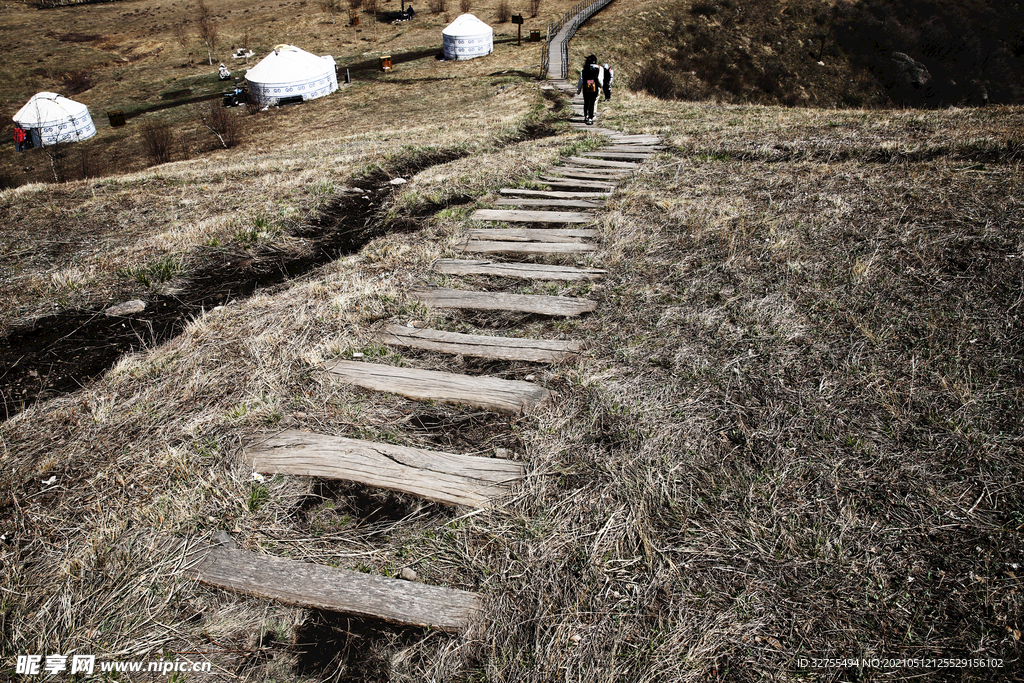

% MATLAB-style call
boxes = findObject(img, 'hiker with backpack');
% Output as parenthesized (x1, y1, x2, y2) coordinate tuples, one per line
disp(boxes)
(576, 54, 604, 125)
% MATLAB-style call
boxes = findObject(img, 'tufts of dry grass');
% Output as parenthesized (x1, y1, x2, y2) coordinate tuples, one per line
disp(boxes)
(2, 76, 1023, 683)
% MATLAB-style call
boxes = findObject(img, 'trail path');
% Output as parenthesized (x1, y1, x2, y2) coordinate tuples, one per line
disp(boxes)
(181, 2, 665, 642)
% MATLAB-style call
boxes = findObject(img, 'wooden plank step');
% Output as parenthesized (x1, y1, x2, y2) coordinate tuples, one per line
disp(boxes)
(540, 179, 616, 191)
(326, 359, 550, 413)
(554, 165, 631, 176)
(547, 169, 629, 181)
(434, 259, 606, 281)
(493, 198, 603, 209)
(184, 543, 480, 631)
(470, 209, 595, 224)
(412, 286, 596, 316)
(602, 144, 665, 152)
(564, 156, 639, 169)
(582, 151, 655, 161)
(246, 429, 523, 508)
(608, 134, 662, 141)
(382, 324, 583, 362)
(463, 240, 597, 255)
(500, 188, 609, 199)
(467, 228, 598, 243)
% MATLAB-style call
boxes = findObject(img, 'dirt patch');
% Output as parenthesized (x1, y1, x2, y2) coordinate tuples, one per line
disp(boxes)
(0, 124, 559, 420)
(0, 152, 469, 420)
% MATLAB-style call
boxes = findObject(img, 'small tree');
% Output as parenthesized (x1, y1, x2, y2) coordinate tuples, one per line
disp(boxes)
(195, 0, 218, 65)
(529, 0, 540, 18)
(173, 21, 194, 66)
(318, 0, 340, 24)
(140, 121, 175, 165)
(459, 0, 471, 12)
(195, 102, 241, 149)
(495, 0, 511, 23)
(429, 0, 447, 14)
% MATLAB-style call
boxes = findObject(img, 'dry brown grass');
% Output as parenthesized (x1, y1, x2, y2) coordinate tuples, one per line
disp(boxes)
(2, 4, 1024, 681)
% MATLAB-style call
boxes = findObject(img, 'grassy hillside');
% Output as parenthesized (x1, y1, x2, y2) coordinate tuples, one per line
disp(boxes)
(570, 0, 1024, 107)
(2, 0, 1024, 681)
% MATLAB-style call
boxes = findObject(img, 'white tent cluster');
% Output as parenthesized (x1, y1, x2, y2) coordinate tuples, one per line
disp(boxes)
(442, 14, 494, 61)
(13, 92, 96, 147)
(245, 44, 338, 107)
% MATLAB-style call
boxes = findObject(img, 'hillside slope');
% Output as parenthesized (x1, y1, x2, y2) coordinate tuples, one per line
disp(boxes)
(572, 0, 1024, 107)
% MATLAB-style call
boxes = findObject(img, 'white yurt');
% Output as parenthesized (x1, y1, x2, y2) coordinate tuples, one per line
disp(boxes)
(442, 14, 494, 61)
(13, 92, 96, 147)
(245, 44, 338, 107)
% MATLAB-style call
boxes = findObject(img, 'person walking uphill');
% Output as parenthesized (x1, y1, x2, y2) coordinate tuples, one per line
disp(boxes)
(603, 63, 614, 101)
(576, 54, 603, 125)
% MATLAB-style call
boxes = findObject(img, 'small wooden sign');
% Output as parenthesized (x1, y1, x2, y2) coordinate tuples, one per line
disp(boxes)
(511, 14, 524, 24)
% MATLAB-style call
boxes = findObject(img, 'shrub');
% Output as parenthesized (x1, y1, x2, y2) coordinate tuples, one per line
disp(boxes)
(529, 0, 540, 18)
(496, 0, 511, 23)
(195, 102, 241, 149)
(428, 0, 447, 14)
(630, 63, 678, 99)
(140, 120, 175, 165)
(459, 0, 471, 13)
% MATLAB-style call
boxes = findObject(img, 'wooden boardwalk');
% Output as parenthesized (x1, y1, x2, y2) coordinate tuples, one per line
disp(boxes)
(177, 70, 665, 634)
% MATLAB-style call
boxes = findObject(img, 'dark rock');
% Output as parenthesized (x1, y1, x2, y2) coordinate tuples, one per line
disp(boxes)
(891, 52, 930, 90)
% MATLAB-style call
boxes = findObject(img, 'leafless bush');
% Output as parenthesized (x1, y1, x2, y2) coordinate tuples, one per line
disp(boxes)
(529, 0, 540, 17)
(140, 120, 175, 165)
(363, 0, 378, 18)
(194, 102, 241, 149)
(348, 0, 362, 8)
(172, 21, 193, 66)
(459, 0, 471, 12)
(318, 0, 340, 23)
(428, 0, 447, 14)
(495, 0, 511, 22)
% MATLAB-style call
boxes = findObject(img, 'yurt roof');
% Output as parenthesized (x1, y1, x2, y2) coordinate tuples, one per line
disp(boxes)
(442, 13, 493, 37)
(246, 44, 334, 84)
(13, 92, 90, 127)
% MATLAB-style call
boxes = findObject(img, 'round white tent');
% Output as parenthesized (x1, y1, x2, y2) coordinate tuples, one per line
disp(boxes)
(442, 14, 493, 61)
(245, 44, 338, 107)
(13, 92, 96, 146)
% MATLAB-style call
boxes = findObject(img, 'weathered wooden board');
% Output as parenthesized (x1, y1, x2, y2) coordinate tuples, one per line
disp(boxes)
(582, 151, 655, 161)
(608, 135, 662, 143)
(463, 240, 597, 255)
(411, 286, 596, 316)
(184, 544, 480, 631)
(564, 156, 639, 169)
(499, 188, 609, 199)
(470, 209, 595, 224)
(326, 359, 551, 413)
(382, 324, 583, 362)
(494, 198, 603, 209)
(434, 259, 606, 281)
(546, 169, 630, 181)
(468, 228, 597, 243)
(247, 429, 523, 508)
(541, 180, 616, 191)
(553, 165, 632, 176)
(601, 145, 665, 152)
